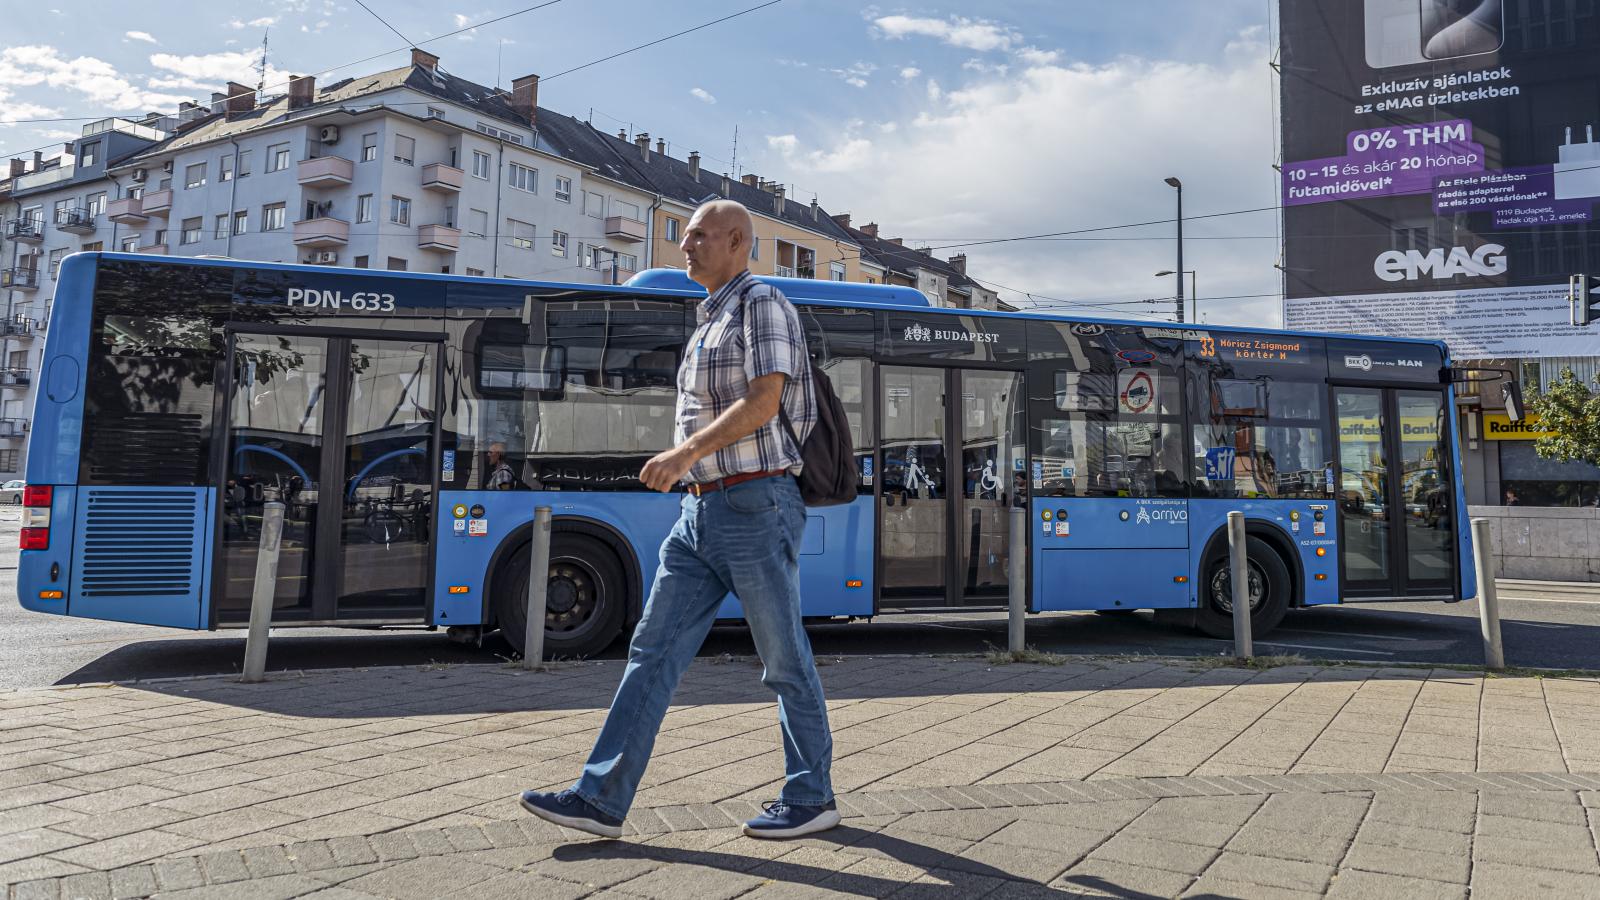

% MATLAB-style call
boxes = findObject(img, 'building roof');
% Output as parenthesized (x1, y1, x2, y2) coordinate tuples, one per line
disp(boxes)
(844, 225, 982, 293)
(535, 108, 859, 244)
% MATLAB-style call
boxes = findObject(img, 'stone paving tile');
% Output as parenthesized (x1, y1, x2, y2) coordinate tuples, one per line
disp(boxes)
(1325, 869, 1468, 900)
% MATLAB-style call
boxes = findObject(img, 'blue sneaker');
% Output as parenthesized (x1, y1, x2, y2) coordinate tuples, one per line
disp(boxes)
(519, 789, 623, 838)
(742, 800, 841, 839)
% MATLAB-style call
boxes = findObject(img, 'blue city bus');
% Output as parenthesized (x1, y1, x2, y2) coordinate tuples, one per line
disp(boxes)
(17, 254, 1474, 656)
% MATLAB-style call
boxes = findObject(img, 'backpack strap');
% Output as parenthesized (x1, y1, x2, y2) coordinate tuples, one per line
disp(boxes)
(732, 279, 806, 454)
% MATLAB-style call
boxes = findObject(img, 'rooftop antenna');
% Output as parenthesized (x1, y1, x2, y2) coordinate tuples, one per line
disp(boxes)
(497, 39, 504, 90)
(730, 125, 739, 177)
(255, 28, 270, 101)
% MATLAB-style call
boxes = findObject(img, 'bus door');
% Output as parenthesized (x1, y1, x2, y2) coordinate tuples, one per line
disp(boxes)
(1332, 386, 1455, 599)
(879, 365, 1025, 607)
(215, 330, 442, 625)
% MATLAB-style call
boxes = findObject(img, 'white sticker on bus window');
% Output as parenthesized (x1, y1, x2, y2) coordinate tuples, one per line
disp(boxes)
(1055, 521, 1070, 537)
(468, 518, 488, 536)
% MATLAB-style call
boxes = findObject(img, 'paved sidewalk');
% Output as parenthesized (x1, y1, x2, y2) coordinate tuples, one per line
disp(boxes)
(2, 654, 1599, 898)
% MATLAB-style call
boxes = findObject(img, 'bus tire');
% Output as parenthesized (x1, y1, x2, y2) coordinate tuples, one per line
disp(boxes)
(1194, 536, 1290, 640)
(494, 533, 626, 660)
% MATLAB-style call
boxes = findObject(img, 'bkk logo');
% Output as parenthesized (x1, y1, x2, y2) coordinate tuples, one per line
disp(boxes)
(1373, 244, 1506, 282)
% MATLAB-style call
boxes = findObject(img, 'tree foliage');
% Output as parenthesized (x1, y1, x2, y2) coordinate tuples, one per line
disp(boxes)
(1530, 368, 1600, 468)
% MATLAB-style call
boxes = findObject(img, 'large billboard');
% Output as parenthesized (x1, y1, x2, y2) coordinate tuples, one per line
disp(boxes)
(1280, 0, 1600, 358)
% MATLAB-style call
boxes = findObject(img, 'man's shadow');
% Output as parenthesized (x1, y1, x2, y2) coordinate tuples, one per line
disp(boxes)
(549, 826, 1202, 899)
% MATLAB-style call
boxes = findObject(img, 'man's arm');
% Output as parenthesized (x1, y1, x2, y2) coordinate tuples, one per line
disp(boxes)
(639, 373, 785, 492)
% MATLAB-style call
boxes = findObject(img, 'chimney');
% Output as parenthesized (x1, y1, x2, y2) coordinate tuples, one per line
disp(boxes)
(8, 159, 24, 178)
(688, 151, 701, 182)
(288, 74, 315, 110)
(948, 254, 968, 274)
(742, 174, 759, 187)
(224, 82, 254, 116)
(861, 222, 879, 238)
(411, 47, 440, 72)
(511, 74, 539, 127)
(831, 213, 851, 230)
(210, 91, 227, 115)
(721, 173, 732, 196)
(888, 237, 903, 246)
(617, 128, 628, 140)
(635, 132, 650, 161)
(655, 138, 665, 155)
(773, 185, 785, 216)
(810, 197, 819, 221)
(32, 151, 43, 170)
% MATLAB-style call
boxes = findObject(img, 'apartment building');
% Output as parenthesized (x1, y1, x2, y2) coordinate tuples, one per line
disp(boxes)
(835, 216, 1004, 310)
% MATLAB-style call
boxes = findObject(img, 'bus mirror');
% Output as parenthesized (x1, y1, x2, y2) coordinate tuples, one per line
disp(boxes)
(1501, 381, 1525, 422)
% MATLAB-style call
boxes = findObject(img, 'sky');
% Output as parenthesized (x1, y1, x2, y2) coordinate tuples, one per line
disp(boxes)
(0, 0, 1285, 325)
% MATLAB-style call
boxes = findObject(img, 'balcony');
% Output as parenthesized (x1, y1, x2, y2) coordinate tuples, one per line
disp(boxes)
(421, 163, 463, 193)
(604, 216, 647, 243)
(4, 219, 43, 243)
(107, 197, 147, 225)
(0, 269, 40, 291)
(417, 224, 461, 253)
(140, 189, 173, 217)
(0, 418, 27, 439)
(298, 155, 354, 188)
(0, 369, 31, 389)
(292, 217, 350, 249)
(135, 243, 168, 255)
(56, 207, 96, 234)
(2, 318, 34, 339)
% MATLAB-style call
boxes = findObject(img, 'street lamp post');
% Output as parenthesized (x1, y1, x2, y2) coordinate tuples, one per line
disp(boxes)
(1155, 270, 1198, 323)
(1164, 177, 1184, 323)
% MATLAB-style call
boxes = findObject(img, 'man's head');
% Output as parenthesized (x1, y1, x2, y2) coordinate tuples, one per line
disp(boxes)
(681, 200, 755, 291)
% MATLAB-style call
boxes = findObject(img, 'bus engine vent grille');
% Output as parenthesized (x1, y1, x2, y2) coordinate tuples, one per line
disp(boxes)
(79, 490, 201, 597)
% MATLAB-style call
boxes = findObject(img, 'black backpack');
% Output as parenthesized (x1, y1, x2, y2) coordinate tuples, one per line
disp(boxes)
(779, 360, 860, 507)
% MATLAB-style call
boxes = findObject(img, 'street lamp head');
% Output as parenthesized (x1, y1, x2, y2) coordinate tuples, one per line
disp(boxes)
(1164, 176, 1182, 189)
(1155, 270, 1175, 277)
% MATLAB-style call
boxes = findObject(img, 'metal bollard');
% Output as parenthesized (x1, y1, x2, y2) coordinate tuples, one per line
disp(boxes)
(241, 489, 286, 683)
(1227, 511, 1253, 660)
(1008, 504, 1027, 654)
(1471, 518, 1505, 670)
(522, 507, 552, 670)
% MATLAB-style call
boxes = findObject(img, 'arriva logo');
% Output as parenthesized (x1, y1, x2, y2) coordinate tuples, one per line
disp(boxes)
(1373, 244, 1507, 283)
(1136, 508, 1151, 525)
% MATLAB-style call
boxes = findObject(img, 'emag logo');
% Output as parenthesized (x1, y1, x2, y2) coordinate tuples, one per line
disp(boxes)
(1373, 244, 1507, 282)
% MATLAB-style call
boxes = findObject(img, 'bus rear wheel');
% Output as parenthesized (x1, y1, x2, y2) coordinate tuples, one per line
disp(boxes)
(495, 533, 626, 660)
(1194, 536, 1290, 639)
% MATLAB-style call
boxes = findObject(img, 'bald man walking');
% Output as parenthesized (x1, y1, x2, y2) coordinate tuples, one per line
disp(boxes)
(521, 200, 838, 840)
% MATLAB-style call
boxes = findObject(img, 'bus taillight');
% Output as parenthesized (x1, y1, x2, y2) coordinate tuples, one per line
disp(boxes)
(20, 486, 52, 550)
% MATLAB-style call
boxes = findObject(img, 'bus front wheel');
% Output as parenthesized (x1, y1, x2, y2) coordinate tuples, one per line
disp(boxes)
(1195, 536, 1290, 639)
(495, 533, 627, 660)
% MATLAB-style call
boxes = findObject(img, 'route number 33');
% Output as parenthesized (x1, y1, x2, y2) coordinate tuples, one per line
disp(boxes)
(1197, 336, 1217, 358)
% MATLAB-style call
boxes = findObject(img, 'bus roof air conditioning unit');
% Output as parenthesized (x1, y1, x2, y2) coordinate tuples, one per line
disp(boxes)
(130, 168, 147, 183)
(319, 125, 340, 144)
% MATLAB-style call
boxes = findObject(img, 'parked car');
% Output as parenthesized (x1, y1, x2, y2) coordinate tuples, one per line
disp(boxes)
(0, 480, 23, 504)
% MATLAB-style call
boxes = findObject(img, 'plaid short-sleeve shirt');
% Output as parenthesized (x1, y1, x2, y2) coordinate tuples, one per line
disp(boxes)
(675, 270, 816, 484)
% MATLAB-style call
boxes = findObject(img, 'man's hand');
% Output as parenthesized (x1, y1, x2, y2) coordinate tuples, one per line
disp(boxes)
(640, 445, 698, 493)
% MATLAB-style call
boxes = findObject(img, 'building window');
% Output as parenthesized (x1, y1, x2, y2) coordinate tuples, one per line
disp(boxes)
(614, 200, 642, 222)
(508, 162, 537, 193)
(426, 106, 445, 119)
(85, 192, 106, 217)
(0, 450, 17, 472)
(214, 214, 229, 239)
(266, 143, 290, 172)
(475, 122, 523, 144)
(830, 261, 847, 281)
(387, 257, 407, 271)
(80, 141, 98, 167)
(47, 249, 65, 278)
(468, 208, 488, 238)
(262, 203, 286, 231)
(506, 219, 535, 250)
(579, 243, 600, 269)
(356, 194, 373, 224)
(53, 200, 70, 225)
(555, 175, 572, 203)
(185, 162, 206, 189)
(466, 267, 484, 277)
(21, 206, 42, 227)
(82, 241, 102, 252)
(617, 252, 638, 272)
(233, 210, 248, 235)
(664, 216, 680, 242)
(551, 230, 568, 257)
(120, 236, 138, 252)
(153, 228, 166, 245)
(219, 154, 234, 182)
(353, 255, 369, 269)
(390, 196, 411, 226)
(361, 133, 377, 162)
(583, 191, 604, 218)
(237, 150, 252, 177)
(472, 150, 491, 179)
(750, 237, 760, 261)
(180, 217, 202, 245)
(394, 134, 415, 165)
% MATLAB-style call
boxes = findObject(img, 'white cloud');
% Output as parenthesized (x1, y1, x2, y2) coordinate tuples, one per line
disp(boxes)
(228, 16, 279, 29)
(826, 61, 876, 89)
(872, 15, 1020, 52)
(0, 45, 189, 112)
(125, 31, 158, 44)
(0, 86, 58, 122)
(148, 50, 284, 90)
(899, 66, 920, 81)
(757, 33, 1281, 325)
(1016, 47, 1061, 66)
(690, 87, 716, 104)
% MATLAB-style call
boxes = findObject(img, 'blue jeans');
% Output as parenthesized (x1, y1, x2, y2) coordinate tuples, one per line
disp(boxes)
(573, 475, 833, 819)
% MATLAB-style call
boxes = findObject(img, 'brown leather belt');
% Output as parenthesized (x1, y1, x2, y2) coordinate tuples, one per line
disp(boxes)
(685, 469, 788, 497)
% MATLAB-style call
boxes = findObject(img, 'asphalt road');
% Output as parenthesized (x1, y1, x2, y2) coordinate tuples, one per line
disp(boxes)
(3, 506, 1599, 689)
